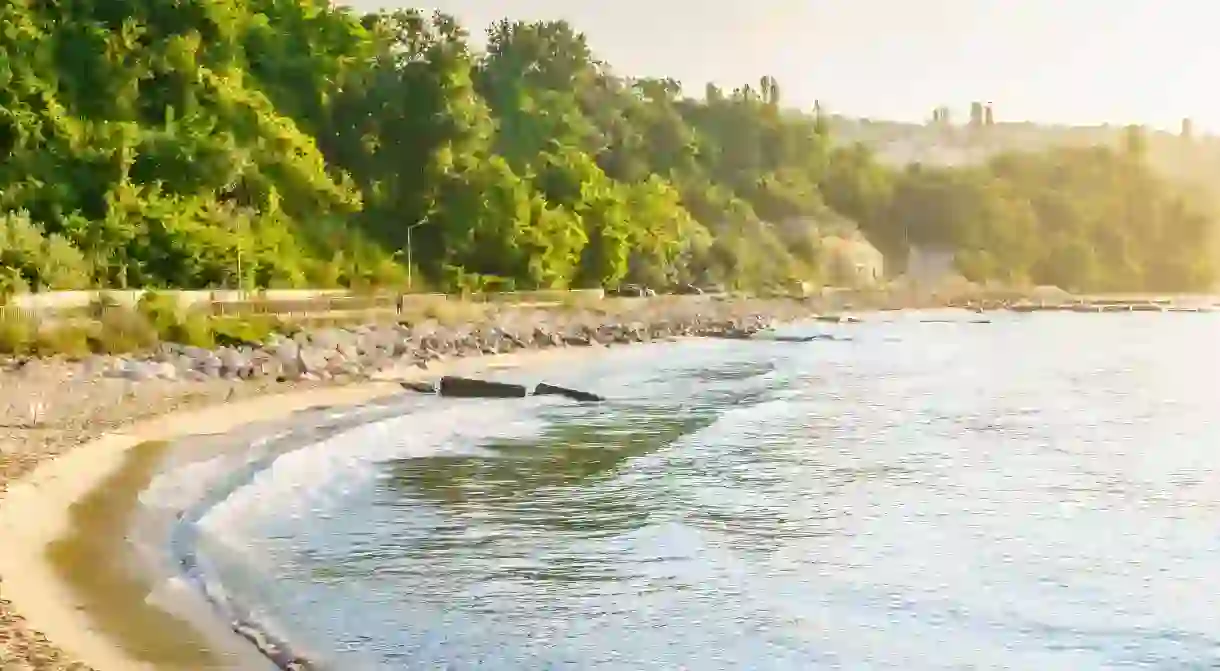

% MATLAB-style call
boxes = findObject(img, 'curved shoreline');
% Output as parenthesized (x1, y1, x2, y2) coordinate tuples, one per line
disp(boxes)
(0, 346, 616, 671)
(168, 399, 428, 671)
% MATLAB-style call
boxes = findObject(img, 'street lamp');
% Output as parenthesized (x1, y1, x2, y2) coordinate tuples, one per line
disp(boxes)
(404, 216, 429, 291)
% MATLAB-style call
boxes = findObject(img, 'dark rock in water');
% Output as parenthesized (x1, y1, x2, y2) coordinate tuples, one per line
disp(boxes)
(769, 335, 833, 343)
(533, 382, 604, 402)
(232, 620, 317, 670)
(438, 376, 528, 398)
(816, 314, 863, 324)
(706, 329, 753, 340)
(400, 380, 438, 394)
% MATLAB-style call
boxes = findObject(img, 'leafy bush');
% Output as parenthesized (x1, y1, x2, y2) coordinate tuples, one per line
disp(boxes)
(0, 211, 91, 291)
(0, 309, 35, 355)
(33, 324, 94, 358)
(212, 316, 277, 347)
(166, 312, 216, 348)
(89, 308, 159, 354)
(136, 292, 183, 335)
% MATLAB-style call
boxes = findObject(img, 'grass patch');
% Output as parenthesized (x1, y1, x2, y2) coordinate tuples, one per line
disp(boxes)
(33, 322, 93, 358)
(89, 307, 160, 354)
(166, 312, 217, 349)
(0, 307, 35, 355)
(211, 315, 278, 347)
(399, 298, 490, 326)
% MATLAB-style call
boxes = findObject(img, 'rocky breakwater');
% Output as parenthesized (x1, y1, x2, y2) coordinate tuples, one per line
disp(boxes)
(91, 306, 785, 385)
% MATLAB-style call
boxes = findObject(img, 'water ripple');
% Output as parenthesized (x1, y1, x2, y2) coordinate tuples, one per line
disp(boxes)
(199, 313, 1220, 669)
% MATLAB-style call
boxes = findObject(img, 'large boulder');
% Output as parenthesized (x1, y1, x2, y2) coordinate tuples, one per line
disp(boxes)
(400, 380, 438, 394)
(533, 383, 604, 402)
(438, 376, 528, 398)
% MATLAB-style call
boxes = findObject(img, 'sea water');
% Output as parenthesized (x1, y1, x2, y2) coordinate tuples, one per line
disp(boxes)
(143, 310, 1220, 670)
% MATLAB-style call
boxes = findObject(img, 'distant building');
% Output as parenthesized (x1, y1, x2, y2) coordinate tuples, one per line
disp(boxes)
(1181, 117, 1193, 140)
(984, 104, 995, 126)
(969, 102, 984, 127)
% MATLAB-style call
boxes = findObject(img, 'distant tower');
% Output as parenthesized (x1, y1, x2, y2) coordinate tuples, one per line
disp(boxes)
(813, 99, 828, 134)
(1181, 117, 1194, 140)
(1124, 124, 1148, 158)
(984, 104, 995, 126)
(970, 101, 984, 127)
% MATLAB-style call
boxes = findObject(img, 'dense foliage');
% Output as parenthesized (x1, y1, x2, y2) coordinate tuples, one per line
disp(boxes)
(0, 2, 1214, 293)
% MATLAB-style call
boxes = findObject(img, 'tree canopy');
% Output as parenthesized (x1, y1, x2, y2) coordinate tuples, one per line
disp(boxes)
(0, 4, 1214, 293)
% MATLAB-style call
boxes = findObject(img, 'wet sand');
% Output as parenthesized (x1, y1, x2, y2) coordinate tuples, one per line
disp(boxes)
(43, 439, 256, 670)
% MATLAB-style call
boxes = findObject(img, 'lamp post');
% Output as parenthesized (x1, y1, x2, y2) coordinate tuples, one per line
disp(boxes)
(405, 216, 429, 291)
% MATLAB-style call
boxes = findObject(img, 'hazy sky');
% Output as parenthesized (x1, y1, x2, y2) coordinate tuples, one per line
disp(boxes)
(352, 1, 1219, 132)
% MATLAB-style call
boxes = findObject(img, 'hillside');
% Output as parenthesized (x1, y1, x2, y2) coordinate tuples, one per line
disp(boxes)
(827, 115, 1220, 196)
(0, 3, 1215, 295)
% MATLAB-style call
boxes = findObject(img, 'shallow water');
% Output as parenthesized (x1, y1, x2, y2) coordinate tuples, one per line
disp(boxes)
(150, 310, 1220, 669)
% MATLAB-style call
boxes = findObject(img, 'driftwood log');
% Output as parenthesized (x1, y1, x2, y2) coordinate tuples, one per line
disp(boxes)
(533, 383, 604, 402)
(438, 376, 528, 398)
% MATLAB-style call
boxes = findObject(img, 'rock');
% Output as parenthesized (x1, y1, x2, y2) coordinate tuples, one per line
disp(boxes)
(218, 348, 251, 376)
(111, 359, 161, 381)
(298, 348, 330, 374)
(766, 334, 843, 343)
(333, 359, 367, 378)
(438, 376, 528, 398)
(253, 357, 282, 379)
(400, 380, 438, 394)
(533, 383, 604, 402)
(309, 328, 348, 350)
(190, 351, 222, 377)
(269, 340, 300, 363)
(706, 329, 753, 340)
(337, 341, 360, 361)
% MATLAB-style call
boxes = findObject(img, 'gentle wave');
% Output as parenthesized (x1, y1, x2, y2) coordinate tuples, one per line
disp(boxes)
(140, 394, 557, 668)
(135, 316, 1220, 669)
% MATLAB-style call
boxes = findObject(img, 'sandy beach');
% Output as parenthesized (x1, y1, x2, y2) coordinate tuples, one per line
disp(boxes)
(0, 345, 618, 671)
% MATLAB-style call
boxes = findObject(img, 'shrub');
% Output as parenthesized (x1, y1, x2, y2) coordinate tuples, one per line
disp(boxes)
(0, 210, 90, 291)
(89, 292, 123, 318)
(136, 292, 182, 336)
(90, 307, 159, 354)
(0, 308, 34, 355)
(33, 323, 94, 358)
(165, 312, 215, 348)
(212, 316, 276, 347)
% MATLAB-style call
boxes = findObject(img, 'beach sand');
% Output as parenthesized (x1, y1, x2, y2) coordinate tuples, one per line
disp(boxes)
(0, 345, 614, 671)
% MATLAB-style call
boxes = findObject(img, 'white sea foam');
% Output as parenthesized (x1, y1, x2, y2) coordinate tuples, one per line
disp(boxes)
(196, 399, 550, 554)
(141, 432, 289, 512)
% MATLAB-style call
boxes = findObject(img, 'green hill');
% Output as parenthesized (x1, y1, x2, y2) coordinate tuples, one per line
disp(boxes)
(0, 4, 1214, 295)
